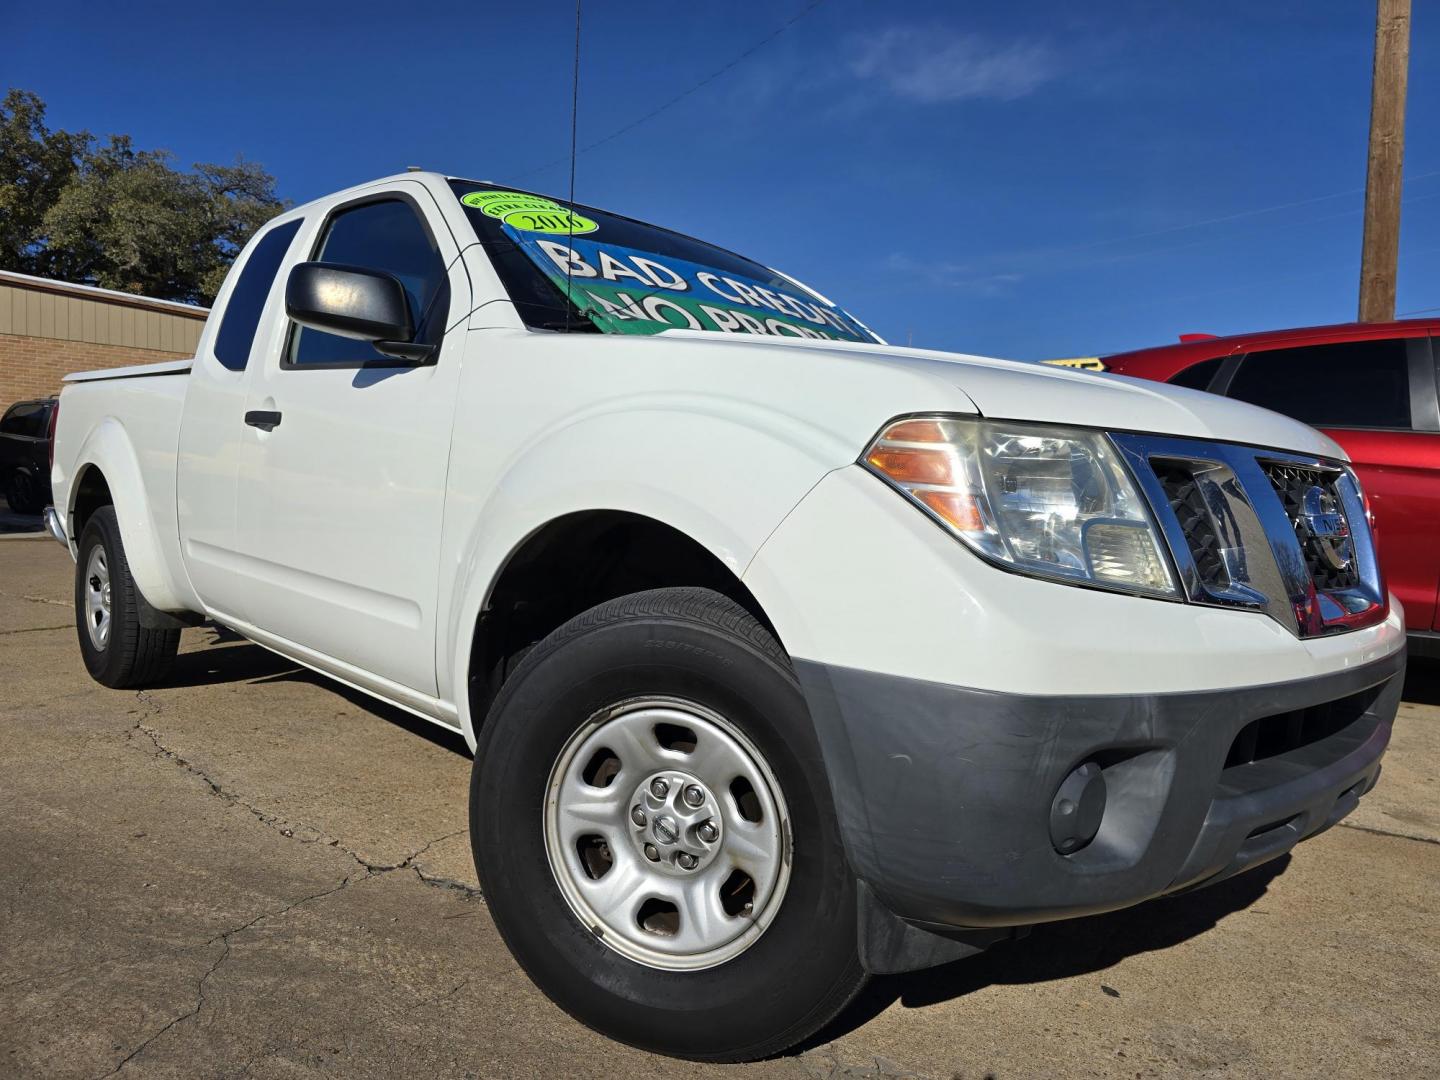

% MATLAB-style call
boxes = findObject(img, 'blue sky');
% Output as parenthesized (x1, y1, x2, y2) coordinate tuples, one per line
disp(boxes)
(6, 1, 1437, 358)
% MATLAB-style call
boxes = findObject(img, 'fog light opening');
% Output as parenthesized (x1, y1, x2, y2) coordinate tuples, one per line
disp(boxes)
(1050, 761, 1107, 855)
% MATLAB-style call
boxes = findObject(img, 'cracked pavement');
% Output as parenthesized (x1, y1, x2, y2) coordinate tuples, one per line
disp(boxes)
(2, 538, 1438, 1078)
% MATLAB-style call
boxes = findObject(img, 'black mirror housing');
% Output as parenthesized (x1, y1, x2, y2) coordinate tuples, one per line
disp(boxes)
(286, 262, 417, 346)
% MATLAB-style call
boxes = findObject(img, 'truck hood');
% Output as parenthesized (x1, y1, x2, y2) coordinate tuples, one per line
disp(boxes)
(659, 331, 1348, 461)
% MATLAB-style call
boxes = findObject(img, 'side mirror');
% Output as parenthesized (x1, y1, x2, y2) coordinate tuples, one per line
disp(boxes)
(285, 262, 435, 363)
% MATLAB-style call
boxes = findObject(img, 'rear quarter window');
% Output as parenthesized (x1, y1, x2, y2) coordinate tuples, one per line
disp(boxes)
(213, 219, 304, 371)
(1167, 356, 1224, 391)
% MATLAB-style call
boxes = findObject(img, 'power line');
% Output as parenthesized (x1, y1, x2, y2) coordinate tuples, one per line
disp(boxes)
(1041, 168, 1440, 258)
(931, 186, 1440, 299)
(512, 0, 828, 181)
(929, 175, 1440, 297)
(1074, 238, 1440, 340)
(1072, 187, 1440, 270)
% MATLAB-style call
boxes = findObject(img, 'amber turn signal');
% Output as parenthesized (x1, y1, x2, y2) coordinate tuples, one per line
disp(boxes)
(865, 447, 956, 486)
(915, 489, 984, 532)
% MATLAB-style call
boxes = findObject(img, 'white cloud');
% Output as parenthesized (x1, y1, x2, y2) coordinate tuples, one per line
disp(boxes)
(850, 26, 1059, 104)
(885, 253, 1024, 296)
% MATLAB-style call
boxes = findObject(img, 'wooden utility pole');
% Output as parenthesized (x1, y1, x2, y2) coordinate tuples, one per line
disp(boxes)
(1358, 0, 1411, 322)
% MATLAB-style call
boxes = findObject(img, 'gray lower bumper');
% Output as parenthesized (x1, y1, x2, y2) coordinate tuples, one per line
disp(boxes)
(797, 649, 1403, 931)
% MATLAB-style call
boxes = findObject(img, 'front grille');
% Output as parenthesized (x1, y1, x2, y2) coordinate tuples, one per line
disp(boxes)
(1110, 431, 1386, 638)
(1223, 686, 1380, 770)
(1154, 462, 1228, 588)
(1261, 462, 1360, 592)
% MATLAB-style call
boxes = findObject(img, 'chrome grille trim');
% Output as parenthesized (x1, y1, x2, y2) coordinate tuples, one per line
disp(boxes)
(1259, 461, 1362, 592)
(1109, 434, 1385, 638)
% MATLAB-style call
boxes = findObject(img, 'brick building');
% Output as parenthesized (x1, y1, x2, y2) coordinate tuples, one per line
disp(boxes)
(0, 270, 209, 413)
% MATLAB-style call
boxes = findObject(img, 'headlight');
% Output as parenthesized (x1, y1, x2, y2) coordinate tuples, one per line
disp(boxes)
(864, 416, 1178, 598)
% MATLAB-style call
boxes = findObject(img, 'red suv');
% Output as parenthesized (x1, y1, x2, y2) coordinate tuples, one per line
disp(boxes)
(1101, 320, 1440, 657)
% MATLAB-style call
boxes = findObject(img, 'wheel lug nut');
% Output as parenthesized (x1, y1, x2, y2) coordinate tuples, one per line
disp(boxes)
(683, 785, 705, 808)
(630, 805, 646, 827)
(676, 852, 698, 870)
(697, 820, 718, 843)
(650, 778, 669, 799)
(643, 843, 660, 862)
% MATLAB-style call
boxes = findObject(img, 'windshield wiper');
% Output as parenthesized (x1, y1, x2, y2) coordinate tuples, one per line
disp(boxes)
(529, 316, 601, 333)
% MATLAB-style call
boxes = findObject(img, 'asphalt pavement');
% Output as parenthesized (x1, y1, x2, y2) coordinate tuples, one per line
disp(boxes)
(2, 538, 1437, 1078)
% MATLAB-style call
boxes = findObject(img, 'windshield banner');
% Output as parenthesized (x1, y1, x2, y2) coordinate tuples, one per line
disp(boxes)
(502, 228, 875, 343)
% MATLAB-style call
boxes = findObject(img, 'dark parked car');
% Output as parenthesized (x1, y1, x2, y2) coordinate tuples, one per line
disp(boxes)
(1100, 320, 1440, 657)
(0, 397, 57, 515)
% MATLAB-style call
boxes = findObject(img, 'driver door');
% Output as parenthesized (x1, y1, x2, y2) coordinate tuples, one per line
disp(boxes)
(232, 183, 466, 701)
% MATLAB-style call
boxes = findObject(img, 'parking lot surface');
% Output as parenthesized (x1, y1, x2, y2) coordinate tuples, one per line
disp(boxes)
(2, 538, 1437, 1079)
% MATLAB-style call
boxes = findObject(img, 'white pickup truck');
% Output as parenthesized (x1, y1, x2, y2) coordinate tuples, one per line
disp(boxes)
(48, 171, 1404, 1061)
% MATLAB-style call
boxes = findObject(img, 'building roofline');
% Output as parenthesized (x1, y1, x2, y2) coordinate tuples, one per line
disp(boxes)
(0, 270, 210, 319)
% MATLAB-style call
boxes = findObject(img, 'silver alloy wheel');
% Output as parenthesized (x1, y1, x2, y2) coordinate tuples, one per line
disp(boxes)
(544, 697, 792, 971)
(83, 544, 112, 651)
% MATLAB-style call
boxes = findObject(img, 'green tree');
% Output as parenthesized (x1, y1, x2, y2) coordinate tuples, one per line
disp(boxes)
(0, 89, 87, 275)
(0, 88, 286, 304)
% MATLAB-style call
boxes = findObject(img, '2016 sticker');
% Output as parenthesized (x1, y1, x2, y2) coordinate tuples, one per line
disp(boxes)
(461, 190, 597, 235)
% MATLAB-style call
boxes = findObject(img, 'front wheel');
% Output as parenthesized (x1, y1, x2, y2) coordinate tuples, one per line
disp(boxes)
(75, 506, 179, 688)
(470, 587, 865, 1061)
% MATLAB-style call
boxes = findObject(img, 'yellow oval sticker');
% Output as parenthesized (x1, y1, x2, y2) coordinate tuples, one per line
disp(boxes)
(460, 190, 597, 235)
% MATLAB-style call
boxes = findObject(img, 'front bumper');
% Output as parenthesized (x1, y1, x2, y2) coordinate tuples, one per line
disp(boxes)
(797, 647, 1403, 931)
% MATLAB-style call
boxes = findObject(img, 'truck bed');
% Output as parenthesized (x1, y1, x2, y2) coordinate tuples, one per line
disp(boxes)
(52, 363, 197, 614)
(63, 358, 194, 383)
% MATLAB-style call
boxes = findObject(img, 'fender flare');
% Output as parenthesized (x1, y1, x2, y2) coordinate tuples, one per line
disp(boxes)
(442, 407, 850, 750)
(69, 418, 191, 613)
(446, 495, 801, 753)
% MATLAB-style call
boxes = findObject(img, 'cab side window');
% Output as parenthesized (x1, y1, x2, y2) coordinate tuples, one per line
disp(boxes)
(289, 199, 450, 367)
(1227, 340, 1412, 429)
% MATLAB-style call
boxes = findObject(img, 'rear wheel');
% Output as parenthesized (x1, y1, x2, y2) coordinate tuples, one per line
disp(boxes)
(75, 506, 179, 688)
(5, 470, 41, 515)
(470, 587, 865, 1061)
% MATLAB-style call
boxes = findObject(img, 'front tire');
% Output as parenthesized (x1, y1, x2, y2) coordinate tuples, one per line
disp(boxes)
(75, 506, 180, 688)
(470, 587, 865, 1061)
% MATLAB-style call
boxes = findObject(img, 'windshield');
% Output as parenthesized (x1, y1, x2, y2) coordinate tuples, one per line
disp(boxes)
(450, 180, 879, 343)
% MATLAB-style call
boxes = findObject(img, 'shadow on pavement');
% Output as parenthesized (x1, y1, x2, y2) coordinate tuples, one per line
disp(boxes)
(1402, 656, 1440, 707)
(166, 629, 471, 758)
(168, 635, 299, 687)
(811, 855, 1289, 1044)
(0, 503, 44, 534)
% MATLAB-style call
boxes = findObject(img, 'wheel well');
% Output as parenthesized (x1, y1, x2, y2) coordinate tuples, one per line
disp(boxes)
(70, 466, 113, 539)
(469, 511, 779, 727)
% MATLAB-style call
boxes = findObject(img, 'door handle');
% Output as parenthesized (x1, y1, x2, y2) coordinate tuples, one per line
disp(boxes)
(244, 410, 282, 432)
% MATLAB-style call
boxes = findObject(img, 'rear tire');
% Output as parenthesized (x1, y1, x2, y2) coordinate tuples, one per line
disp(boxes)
(470, 587, 865, 1061)
(75, 506, 180, 688)
(6, 470, 42, 515)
